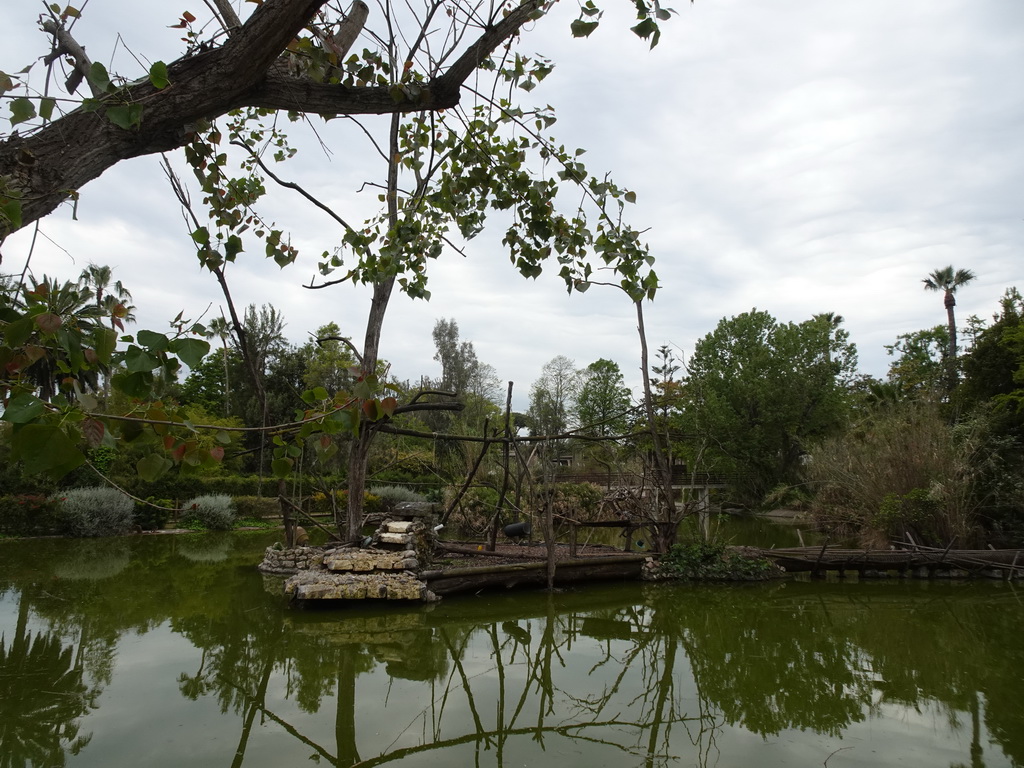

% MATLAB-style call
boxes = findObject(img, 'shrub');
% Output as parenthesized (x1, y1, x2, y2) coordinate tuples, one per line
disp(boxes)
(659, 540, 779, 581)
(52, 487, 135, 537)
(763, 483, 812, 511)
(181, 495, 235, 531)
(0, 494, 64, 537)
(232, 497, 279, 528)
(133, 498, 173, 531)
(807, 400, 983, 547)
(875, 488, 942, 543)
(109, 473, 269, 502)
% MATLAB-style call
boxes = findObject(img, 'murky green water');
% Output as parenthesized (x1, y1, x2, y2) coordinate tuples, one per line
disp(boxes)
(1, 532, 1021, 768)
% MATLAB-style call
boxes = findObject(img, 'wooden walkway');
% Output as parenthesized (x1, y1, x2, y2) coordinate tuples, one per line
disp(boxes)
(751, 543, 1024, 579)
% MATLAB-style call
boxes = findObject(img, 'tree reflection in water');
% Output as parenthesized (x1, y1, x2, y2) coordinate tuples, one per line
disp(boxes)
(1, 535, 1021, 768)
(177, 580, 1023, 768)
(0, 592, 95, 768)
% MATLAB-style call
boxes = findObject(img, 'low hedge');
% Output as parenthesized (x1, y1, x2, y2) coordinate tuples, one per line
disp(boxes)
(107, 474, 268, 500)
(234, 496, 280, 521)
(0, 495, 64, 537)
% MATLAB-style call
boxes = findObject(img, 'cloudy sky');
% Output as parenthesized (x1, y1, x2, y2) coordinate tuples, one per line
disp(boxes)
(2, 0, 1021, 410)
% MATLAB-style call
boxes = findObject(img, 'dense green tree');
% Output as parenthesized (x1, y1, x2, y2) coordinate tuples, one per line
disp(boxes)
(922, 265, 976, 389)
(430, 318, 500, 404)
(420, 318, 502, 481)
(572, 358, 633, 487)
(648, 345, 684, 459)
(240, 304, 286, 382)
(885, 326, 948, 397)
(432, 318, 474, 394)
(528, 355, 581, 438)
(179, 348, 241, 417)
(960, 288, 1024, 428)
(575, 359, 632, 438)
(681, 309, 857, 505)
(301, 322, 357, 395)
(205, 315, 233, 416)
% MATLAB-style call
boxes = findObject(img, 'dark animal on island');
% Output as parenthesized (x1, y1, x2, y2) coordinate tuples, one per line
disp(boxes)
(502, 521, 531, 543)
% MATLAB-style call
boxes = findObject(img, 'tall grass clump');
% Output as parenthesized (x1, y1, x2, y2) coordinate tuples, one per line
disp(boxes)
(52, 487, 135, 537)
(806, 400, 983, 547)
(181, 495, 235, 530)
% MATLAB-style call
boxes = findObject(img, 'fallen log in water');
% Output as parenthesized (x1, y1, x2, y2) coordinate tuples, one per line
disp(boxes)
(750, 545, 1024, 577)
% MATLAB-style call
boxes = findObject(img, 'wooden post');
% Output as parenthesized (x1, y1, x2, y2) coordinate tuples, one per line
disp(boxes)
(489, 383, 515, 551)
(545, 493, 556, 590)
(279, 478, 293, 547)
(811, 542, 828, 579)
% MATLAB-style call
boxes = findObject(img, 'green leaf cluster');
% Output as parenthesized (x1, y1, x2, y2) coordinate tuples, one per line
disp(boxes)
(1, 275, 223, 481)
(269, 372, 400, 479)
(183, 120, 297, 272)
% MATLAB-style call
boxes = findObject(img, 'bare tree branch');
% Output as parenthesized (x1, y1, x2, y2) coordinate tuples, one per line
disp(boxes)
(41, 19, 101, 97)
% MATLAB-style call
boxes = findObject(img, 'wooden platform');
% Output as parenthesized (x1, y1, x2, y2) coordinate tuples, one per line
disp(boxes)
(420, 554, 650, 596)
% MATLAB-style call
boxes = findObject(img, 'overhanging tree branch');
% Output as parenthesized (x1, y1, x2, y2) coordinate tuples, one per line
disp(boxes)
(0, 0, 544, 237)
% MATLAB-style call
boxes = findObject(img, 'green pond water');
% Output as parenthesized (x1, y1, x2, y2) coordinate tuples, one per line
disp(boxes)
(1, 531, 1021, 768)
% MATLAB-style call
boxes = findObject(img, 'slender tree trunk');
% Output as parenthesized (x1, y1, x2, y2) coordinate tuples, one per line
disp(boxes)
(336, 653, 360, 767)
(635, 301, 677, 552)
(221, 342, 231, 416)
(489, 382, 515, 550)
(344, 112, 400, 541)
(945, 291, 958, 391)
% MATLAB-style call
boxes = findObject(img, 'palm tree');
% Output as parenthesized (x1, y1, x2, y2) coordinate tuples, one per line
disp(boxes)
(922, 265, 976, 389)
(79, 264, 135, 401)
(17, 277, 103, 401)
(78, 263, 135, 332)
(207, 314, 233, 416)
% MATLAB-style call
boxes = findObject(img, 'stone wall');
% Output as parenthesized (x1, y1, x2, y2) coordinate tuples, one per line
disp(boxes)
(259, 502, 441, 602)
(259, 544, 327, 574)
(284, 570, 430, 601)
